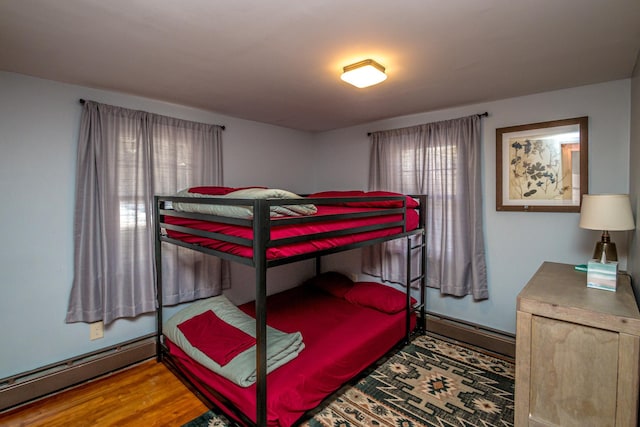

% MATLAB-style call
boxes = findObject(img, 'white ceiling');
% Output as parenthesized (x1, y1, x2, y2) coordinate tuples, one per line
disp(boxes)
(1, 1, 639, 132)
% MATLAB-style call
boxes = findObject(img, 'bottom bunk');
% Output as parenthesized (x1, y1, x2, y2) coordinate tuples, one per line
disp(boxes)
(159, 273, 419, 427)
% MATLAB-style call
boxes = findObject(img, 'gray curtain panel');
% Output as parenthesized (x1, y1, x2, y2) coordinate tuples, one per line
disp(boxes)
(364, 114, 488, 299)
(66, 101, 226, 325)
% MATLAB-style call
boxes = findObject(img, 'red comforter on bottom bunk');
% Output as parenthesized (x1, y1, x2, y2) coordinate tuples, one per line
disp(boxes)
(165, 284, 416, 427)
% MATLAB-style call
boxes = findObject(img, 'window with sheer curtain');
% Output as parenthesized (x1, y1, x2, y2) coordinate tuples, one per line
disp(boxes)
(364, 114, 488, 299)
(66, 101, 228, 325)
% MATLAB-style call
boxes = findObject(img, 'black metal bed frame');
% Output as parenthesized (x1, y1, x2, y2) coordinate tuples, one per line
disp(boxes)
(154, 193, 427, 426)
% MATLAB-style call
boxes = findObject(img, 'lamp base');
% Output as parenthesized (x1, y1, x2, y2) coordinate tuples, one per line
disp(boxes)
(592, 241, 618, 263)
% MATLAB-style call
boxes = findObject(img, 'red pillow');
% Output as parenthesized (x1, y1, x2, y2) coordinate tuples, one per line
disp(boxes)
(304, 271, 354, 298)
(188, 186, 237, 195)
(308, 190, 418, 208)
(365, 191, 419, 208)
(344, 282, 417, 314)
(308, 190, 366, 197)
(177, 310, 256, 366)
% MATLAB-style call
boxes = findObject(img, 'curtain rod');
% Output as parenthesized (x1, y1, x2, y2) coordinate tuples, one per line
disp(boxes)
(78, 99, 226, 130)
(367, 111, 489, 136)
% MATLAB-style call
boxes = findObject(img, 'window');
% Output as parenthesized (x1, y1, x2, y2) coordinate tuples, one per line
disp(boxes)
(66, 101, 225, 324)
(365, 115, 488, 299)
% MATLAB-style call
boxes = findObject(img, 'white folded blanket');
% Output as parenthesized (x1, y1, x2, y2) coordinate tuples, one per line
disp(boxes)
(173, 187, 317, 218)
(164, 295, 305, 387)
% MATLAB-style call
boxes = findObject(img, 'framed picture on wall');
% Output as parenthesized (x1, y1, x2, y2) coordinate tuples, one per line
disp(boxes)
(496, 116, 588, 212)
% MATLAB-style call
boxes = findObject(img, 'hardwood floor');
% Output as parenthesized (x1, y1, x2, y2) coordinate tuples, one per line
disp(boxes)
(0, 360, 208, 427)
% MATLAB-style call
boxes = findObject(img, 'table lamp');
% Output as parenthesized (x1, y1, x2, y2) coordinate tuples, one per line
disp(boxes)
(579, 194, 635, 263)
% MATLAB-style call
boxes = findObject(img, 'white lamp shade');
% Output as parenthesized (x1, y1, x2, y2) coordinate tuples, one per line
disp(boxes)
(579, 194, 635, 231)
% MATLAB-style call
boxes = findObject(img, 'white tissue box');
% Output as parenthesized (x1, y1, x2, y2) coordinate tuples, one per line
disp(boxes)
(587, 260, 618, 292)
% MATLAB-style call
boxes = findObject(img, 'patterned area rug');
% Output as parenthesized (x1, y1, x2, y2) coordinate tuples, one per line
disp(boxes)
(181, 411, 229, 427)
(182, 334, 514, 427)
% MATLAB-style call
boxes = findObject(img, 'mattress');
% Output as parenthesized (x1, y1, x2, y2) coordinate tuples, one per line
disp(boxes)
(163, 203, 419, 260)
(164, 284, 416, 426)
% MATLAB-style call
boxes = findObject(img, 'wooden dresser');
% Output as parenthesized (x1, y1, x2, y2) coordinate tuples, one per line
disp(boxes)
(515, 261, 640, 427)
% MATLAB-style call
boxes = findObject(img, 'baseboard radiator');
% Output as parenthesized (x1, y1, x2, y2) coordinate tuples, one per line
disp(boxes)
(0, 334, 156, 413)
(424, 311, 516, 359)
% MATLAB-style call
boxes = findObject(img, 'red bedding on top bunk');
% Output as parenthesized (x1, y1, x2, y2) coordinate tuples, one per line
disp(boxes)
(165, 284, 416, 427)
(163, 203, 419, 260)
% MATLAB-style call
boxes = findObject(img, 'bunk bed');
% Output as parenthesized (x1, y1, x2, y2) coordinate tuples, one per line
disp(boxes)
(154, 187, 427, 426)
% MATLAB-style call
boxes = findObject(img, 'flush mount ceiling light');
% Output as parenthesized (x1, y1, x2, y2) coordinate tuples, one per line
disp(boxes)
(340, 59, 387, 88)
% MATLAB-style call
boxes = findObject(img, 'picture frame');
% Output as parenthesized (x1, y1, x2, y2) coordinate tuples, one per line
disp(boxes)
(496, 116, 588, 212)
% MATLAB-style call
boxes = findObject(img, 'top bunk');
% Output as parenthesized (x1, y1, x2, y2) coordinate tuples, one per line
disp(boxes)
(155, 187, 426, 268)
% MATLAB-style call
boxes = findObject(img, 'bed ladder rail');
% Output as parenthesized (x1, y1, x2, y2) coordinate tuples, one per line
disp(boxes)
(405, 225, 427, 341)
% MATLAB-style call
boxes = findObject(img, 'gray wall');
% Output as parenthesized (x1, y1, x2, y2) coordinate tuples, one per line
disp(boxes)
(0, 72, 315, 379)
(313, 79, 632, 334)
(0, 71, 633, 380)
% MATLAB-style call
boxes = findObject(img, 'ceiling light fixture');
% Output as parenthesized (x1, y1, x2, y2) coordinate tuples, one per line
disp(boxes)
(341, 59, 387, 88)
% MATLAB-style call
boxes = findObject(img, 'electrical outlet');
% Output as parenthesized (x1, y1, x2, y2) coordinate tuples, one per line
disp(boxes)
(89, 321, 104, 340)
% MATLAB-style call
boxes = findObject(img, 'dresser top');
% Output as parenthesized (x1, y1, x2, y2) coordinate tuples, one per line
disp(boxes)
(518, 261, 640, 335)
